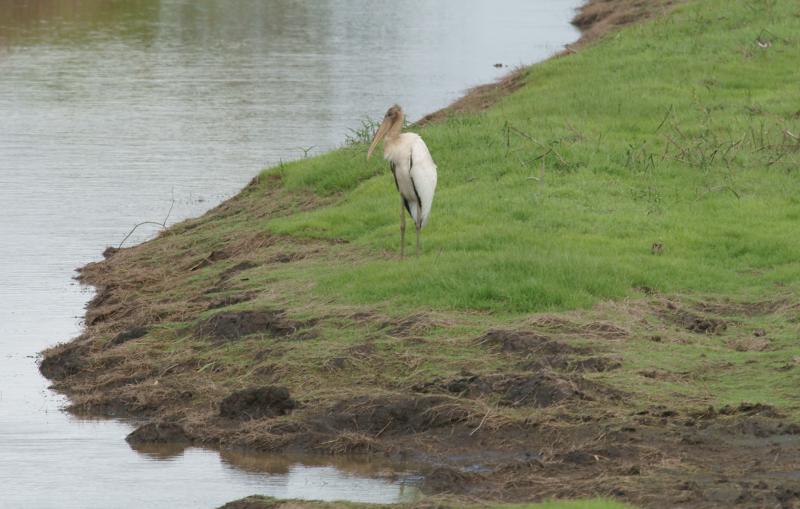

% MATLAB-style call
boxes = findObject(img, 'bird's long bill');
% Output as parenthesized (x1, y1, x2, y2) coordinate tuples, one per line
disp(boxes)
(366, 118, 392, 160)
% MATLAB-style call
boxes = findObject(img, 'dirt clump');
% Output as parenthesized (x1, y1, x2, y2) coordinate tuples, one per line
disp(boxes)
(582, 321, 630, 339)
(477, 329, 586, 355)
(711, 417, 800, 438)
(384, 313, 438, 337)
(556, 443, 638, 466)
(718, 402, 784, 418)
(188, 249, 232, 271)
(695, 298, 790, 317)
(638, 368, 687, 382)
(109, 326, 149, 347)
(727, 337, 771, 352)
(573, 356, 622, 372)
(269, 252, 306, 264)
(659, 302, 727, 334)
(498, 373, 589, 408)
(197, 310, 309, 341)
(421, 465, 479, 494)
(219, 386, 297, 420)
(318, 394, 470, 436)
(413, 370, 620, 408)
(412, 374, 493, 398)
(39, 340, 89, 380)
(205, 293, 256, 310)
(523, 355, 622, 373)
(219, 261, 258, 281)
(126, 422, 192, 444)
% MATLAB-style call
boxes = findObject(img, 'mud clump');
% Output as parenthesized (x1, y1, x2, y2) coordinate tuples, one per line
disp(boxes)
(198, 310, 308, 341)
(422, 466, 477, 493)
(660, 302, 727, 334)
(573, 356, 622, 372)
(109, 326, 149, 347)
(523, 355, 622, 373)
(39, 341, 89, 380)
(719, 402, 783, 418)
(412, 374, 493, 398)
(499, 373, 586, 408)
(557, 445, 637, 466)
(478, 329, 586, 355)
(321, 395, 469, 436)
(683, 315, 727, 334)
(385, 313, 436, 337)
(219, 386, 296, 420)
(269, 252, 306, 264)
(414, 370, 619, 408)
(205, 294, 255, 311)
(188, 249, 232, 271)
(727, 338, 770, 352)
(638, 368, 686, 382)
(714, 418, 800, 438)
(126, 422, 192, 444)
(219, 261, 258, 281)
(695, 298, 789, 317)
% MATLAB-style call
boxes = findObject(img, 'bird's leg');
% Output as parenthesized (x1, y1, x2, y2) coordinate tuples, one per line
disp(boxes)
(416, 223, 421, 257)
(399, 199, 406, 259)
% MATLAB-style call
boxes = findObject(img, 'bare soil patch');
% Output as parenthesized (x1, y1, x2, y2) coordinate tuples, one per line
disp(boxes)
(39, 339, 90, 380)
(219, 386, 297, 421)
(109, 326, 149, 347)
(477, 329, 589, 355)
(658, 301, 728, 334)
(197, 310, 311, 341)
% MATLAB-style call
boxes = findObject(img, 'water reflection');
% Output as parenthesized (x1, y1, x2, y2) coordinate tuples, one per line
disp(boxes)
(129, 440, 191, 460)
(0, 0, 160, 44)
(0, 0, 580, 507)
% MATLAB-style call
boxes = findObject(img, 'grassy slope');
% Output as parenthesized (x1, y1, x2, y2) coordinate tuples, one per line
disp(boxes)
(255, 0, 800, 313)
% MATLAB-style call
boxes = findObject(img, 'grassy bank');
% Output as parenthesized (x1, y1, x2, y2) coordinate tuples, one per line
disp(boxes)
(42, 1, 800, 508)
(266, 0, 800, 313)
(219, 497, 634, 509)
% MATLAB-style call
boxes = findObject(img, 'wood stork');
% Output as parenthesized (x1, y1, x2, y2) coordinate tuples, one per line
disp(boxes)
(367, 105, 437, 258)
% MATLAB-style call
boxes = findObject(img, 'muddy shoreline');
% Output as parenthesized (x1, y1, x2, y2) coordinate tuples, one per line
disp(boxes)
(39, 1, 800, 508)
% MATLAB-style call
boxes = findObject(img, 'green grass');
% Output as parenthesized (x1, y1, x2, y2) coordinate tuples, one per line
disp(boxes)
(235, 0, 800, 314)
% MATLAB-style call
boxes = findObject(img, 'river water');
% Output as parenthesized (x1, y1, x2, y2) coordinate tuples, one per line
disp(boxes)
(0, 1, 580, 507)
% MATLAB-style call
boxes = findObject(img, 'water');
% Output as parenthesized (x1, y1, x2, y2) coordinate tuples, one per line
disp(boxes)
(0, 1, 581, 507)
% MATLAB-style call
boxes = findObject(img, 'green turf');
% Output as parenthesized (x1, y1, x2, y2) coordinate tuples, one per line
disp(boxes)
(231, 0, 800, 314)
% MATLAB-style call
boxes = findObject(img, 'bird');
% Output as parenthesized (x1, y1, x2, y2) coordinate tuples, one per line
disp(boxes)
(367, 104, 437, 258)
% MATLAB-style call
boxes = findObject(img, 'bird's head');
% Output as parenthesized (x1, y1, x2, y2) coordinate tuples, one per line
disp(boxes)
(367, 104, 404, 160)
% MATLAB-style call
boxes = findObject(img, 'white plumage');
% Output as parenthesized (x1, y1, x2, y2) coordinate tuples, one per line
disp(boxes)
(385, 132, 437, 228)
(367, 105, 437, 257)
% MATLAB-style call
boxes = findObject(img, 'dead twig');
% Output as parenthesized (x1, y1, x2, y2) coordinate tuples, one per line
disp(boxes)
(118, 192, 176, 248)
